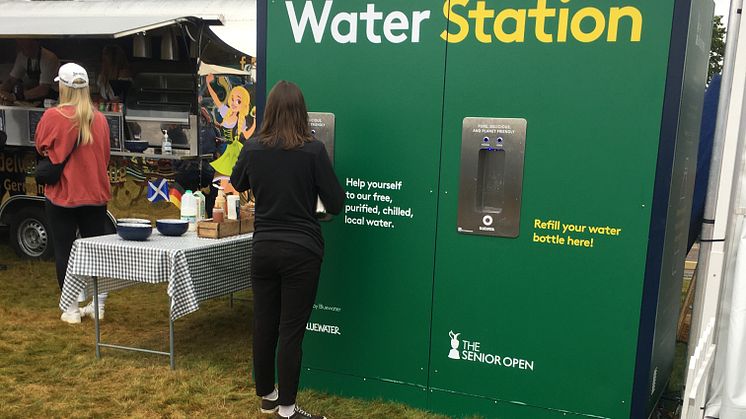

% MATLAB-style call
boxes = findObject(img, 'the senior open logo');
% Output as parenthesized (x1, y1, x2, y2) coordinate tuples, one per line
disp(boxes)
(447, 329, 536, 372)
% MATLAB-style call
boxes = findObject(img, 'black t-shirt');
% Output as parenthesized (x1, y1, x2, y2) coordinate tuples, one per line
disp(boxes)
(230, 139, 344, 257)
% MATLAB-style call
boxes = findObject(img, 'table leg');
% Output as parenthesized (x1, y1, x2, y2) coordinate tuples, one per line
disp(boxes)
(93, 276, 101, 360)
(169, 305, 175, 370)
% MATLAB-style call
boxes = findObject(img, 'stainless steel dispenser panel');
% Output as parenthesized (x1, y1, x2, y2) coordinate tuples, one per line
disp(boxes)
(308, 112, 335, 219)
(308, 112, 335, 164)
(457, 117, 526, 238)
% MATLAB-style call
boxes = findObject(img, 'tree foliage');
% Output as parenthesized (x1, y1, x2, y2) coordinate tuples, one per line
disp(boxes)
(709, 15, 726, 82)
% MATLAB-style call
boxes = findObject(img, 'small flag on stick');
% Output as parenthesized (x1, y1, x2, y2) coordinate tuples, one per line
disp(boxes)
(147, 179, 169, 203)
(169, 182, 185, 209)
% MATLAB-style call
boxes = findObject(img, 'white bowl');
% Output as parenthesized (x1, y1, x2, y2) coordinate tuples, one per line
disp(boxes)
(117, 218, 151, 225)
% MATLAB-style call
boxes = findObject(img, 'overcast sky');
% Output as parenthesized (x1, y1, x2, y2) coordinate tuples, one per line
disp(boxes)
(715, 0, 731, 20)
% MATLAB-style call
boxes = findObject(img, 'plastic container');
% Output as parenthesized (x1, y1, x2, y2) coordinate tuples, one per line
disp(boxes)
(215, 189, 227, 216)
(162, 130, 172, 155)
(227, 195, 240, 220)
(180, 190, 197, 231)
(193, 191, 207, 221)
(212, 208, 225, 223)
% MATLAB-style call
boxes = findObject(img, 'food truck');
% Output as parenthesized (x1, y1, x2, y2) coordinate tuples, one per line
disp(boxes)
(0, 0, 256, 259)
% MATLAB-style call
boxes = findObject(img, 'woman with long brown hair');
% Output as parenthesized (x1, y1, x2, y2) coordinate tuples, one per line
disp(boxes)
(35, 63, 113, 323)
(231, 81, 344, 419)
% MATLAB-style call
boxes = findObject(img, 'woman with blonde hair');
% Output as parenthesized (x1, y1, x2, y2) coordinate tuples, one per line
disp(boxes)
(35, 63, 113, 324)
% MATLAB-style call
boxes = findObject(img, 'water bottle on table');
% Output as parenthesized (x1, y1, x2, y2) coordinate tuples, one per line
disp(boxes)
(180, 190, 197, 231)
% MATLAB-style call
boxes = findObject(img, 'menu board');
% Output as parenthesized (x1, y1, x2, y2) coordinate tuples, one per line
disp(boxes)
(27, 109, 44, 143)
(106, 114, 122, 150)
(24, 109, 122, 149)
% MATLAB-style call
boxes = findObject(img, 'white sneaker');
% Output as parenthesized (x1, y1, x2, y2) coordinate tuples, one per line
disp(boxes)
(80, 302, 105, 320)
(60, 310, 81, 324)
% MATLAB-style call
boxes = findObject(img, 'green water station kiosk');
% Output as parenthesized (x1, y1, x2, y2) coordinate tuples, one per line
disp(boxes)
(257, 0, 714, 417)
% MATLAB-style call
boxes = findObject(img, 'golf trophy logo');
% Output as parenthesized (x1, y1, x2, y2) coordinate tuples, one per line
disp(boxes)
(448, 331, 461, 360)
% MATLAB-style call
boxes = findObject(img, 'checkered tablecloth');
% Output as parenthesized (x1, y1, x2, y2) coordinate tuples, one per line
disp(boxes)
(59, 232, 253, 320)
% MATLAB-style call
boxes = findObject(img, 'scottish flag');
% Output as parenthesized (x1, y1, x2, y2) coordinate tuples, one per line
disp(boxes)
(147, 179, 170, 203)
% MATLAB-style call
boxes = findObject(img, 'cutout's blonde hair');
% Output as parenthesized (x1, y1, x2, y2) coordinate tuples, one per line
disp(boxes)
(57, 81, 95, 145)
(227, 86, 251, 135)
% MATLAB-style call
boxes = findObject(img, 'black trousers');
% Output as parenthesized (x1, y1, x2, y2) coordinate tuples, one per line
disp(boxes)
(45, 200, 113, 290)
(252, 240, 322, 406)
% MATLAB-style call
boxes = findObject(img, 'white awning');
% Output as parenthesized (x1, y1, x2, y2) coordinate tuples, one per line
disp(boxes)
(0, 0, 256, 56)
(198, 62, 251, 76)
(0, 16, 222, 39)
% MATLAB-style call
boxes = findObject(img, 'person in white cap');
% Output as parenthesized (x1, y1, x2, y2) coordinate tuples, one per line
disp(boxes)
(35, 63, 114, 324)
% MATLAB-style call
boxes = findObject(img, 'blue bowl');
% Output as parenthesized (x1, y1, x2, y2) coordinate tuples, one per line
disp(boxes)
(124, 140, 149, 153)
(156, 219, 189, 236)
(117, 223, 152, 241)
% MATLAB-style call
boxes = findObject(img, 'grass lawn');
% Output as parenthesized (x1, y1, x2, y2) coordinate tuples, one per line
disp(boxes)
(0, 230, 693, 419)
(0, 241, 452, 419)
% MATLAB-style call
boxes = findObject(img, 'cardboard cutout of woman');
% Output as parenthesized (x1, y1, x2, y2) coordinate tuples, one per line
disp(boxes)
(206, 74, 256, 176)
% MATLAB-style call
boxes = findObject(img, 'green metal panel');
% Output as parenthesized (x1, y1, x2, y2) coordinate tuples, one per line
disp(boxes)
(300, 368, 430, 409)
(266, 0, 448, 390)
(428, 389, 591, 418)
(263, 0, 712, 417)
(429, 0, 678, 417)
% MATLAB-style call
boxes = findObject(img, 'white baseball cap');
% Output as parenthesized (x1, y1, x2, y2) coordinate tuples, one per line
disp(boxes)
(54, 63, 89, 88)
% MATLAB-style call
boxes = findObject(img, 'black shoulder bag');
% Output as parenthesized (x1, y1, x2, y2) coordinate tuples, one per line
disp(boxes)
(35, 134, 80, 185)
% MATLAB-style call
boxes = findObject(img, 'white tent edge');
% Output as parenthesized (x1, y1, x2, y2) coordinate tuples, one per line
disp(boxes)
(683, 0, 746, 416)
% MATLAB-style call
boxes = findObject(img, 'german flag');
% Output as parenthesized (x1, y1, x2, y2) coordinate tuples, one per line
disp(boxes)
(169, 182, 185, 209)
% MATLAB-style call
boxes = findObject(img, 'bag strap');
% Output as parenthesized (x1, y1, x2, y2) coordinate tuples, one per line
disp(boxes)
(60, 131, 81, 166)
